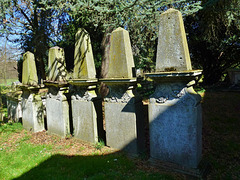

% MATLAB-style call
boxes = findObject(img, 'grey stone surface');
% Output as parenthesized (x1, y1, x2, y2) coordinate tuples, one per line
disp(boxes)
(6, 93, 22, 122)
(21, 90, 45, 132)
(22, 51, 38, 85)
(104, 84, 145, 155)
(47, 47, 67, 82)
(105, 101, 144, 155)
(73, 29, 96, 79)
(71, 97, 103, 143)
(46, 87, 70, 137)
(156, 8, 192, 71)
(148, 83, 202, 168)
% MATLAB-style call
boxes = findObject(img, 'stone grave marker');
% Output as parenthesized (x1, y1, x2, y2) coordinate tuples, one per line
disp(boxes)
(100, 27, 145, 155)
(45, 46, 70, 137)
(146, 8, 202, 172)
(21, 51, 44, 132)
(70, 29, 104, 143)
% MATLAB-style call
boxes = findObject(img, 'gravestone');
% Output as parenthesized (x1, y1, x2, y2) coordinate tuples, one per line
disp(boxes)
(146, 8, 202, 171)
(69, 29, 104, 143)
(20, 51, 44, 132)
(100, 27, 145, 155)
(45, 47, 70, 137)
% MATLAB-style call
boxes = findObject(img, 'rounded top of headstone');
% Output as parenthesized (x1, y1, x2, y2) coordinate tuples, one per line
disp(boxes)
(50, 46, 61, 50)
(162, 8, 180, 15)
(112, 27, 126, 33)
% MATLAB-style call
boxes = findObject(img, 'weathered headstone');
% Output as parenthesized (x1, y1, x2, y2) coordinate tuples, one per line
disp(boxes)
(70, 29, 104, 143)
(100, 27, 145, 155)
(146, 8, 202, 171)
(21, 51, 44, 132)
(48, 47, 67, 82)
(73, 29, 96, 79)
(156, 8, 192, 72)
(45, 46, 70, 137)
(22, 51, 38, 85)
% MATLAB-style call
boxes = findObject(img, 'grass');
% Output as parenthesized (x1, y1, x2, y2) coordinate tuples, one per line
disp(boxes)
(0, 122, 177, 180)
(201, 90, 240, 179)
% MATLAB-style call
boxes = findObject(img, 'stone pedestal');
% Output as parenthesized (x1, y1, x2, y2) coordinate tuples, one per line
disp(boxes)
(45, 83, 70, 137)
(100, 79, 145, 155)
(6, 91, 22, 122)
(21, 86, 44, 132)
(70, 80, 104, 143)
(146, 71, 202, 169)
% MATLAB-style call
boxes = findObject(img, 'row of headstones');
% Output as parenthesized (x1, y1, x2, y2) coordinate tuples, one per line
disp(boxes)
(19, 8, 202, 172)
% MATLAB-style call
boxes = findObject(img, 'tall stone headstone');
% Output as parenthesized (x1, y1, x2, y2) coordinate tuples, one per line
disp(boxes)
(22, 51, 38, 86)
(21, 51, 44, 132)
(156, 8, 192, 72)
(73, 29, 96, 79)
(100, 27, 145, 155)
(70, 29, 104, 143)
(45, 46, 70, 137)
(146, 8, 202, 172)
(107, 27, 135, 78)
(48, 47, 67, 82)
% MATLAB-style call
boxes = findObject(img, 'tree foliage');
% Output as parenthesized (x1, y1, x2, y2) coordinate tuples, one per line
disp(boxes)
(1, 0, 202, 80)
(186, 0, 240, 85)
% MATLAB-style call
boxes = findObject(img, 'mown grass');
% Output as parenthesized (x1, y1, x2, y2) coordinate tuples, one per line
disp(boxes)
(0, 123, 176, 180)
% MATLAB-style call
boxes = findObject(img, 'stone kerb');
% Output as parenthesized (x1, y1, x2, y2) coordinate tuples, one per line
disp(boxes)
(145, 8, 203, 174)
(20, 51, 45, 132)
(69, 29, 103, 143)
(100, 27, 145, 155)
(44, 46, 70, 137)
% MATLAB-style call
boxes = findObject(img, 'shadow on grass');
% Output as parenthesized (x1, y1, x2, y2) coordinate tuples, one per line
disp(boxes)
(13, 153, 174, 180)
(201, 90, 240, 179)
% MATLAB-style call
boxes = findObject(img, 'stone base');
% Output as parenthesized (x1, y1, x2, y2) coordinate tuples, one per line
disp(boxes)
(46, 91, 70, 137)
(22, 92, 44, 132)
(149, 85, 202, 169)
(105, 101, 145, 155)
(72, 98, 104, 143)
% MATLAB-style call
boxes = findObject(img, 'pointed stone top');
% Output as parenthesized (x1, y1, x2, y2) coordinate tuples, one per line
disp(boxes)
(106, 27, 135, 79)
(22, 51, 38, 85)
(162, 8, 179, 14)
(47, 46, 67, 82)
(73, 28, 96, 80)
(112, 27, 125, 32)
(156, 8, 192, 72)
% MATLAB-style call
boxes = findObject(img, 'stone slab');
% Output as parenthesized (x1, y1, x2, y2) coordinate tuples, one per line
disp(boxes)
(105, 101, 144, 155)
(148, 85, 202, 168)
(46, 90, 70, 137)
(22, 92, 44, 132)
(156, 8, 192, 71)
(72, 99, 103, 143)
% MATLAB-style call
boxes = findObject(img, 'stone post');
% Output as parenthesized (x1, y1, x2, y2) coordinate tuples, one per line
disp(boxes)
(69, 29, 104, 143)
(100, 27, 145, 155)
(44, 47, 70, 137)
(20, 51, 44, 132)
(146, 9, 202, 171)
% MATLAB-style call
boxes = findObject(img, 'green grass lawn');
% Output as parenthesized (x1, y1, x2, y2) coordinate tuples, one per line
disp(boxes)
(0, 123, 177, 180)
